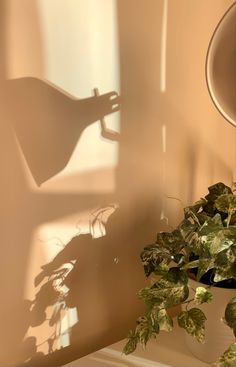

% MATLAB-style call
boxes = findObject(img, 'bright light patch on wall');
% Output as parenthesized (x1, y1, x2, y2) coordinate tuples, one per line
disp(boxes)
(41, 122, 118, 193)
(7, 0, 120, 193)
(160, 0, 168, 93)
(162, 124, 167, 154)
(37, 0, 120, 193)
(160, 124, 168, 225)
(59, 307, 78, 348)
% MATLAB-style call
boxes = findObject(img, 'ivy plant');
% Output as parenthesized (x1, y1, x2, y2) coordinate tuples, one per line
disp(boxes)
(123, 182, 236, 366)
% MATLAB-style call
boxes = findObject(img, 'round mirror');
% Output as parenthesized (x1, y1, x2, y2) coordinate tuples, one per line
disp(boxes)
(206, 2, 236, 127)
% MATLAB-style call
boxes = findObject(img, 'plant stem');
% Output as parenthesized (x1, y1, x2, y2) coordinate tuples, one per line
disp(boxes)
(182, 298, 194, 310)
(227, 209, 233, 228)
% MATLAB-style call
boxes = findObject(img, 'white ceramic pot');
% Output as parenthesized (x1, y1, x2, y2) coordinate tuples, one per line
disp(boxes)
(183, 278, 235, 364)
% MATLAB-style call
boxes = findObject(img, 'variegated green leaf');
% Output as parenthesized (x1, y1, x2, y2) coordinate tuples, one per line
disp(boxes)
(214, 343, 236, 367)
(123, 330, 138, 355)
(200, 215, 224, 236)
(135, 316, 158, 347)
(156, 230, 186, 254)
(177, 308, 206, 343)
(214, 268, 236, 283)
(184, 198, 207, 215)
(162, 267, 187, 283)
(139, 283, 189, 309)
(197, 258, 215, 281)
(182, 259, 199, 271)
(232, 182, 236, 192)
(139, 268, 189, 308)
(200, 230, 233, 256)
(214, 248, 236, 282)
(156, 308, 173, 332)
(141, 244, 171, 277)
(204, 182, 232, 216)
(194, 287, 213, 305)
(178, 218, 198, 241)
(215, 194, 236, 214)
(206, 182, 232, 203)
(224, 298, 236, 330)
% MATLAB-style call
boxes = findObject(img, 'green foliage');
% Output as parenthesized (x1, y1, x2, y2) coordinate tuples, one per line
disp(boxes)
(215, 195, 236, 214)
(214, 343, 236, 367)
(140, 244, 171, 277)
(177, 308, 206, 343)
(123, 330, 138, 355)
(123, 182, 236, 366)
(224, 298, 236, 337)
(194, 286, 213, 305)
(138, 268, 189, 309)
(155, 308, 173, 332)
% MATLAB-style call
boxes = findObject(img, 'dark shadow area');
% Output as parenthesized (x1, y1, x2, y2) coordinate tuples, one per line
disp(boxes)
(6, 77, 120, 186)
(22, 203, 159, 367)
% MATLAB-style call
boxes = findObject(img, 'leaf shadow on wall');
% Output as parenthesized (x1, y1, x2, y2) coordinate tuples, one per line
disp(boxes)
(21, 195, 163, 367)
(2, 73, 121, 365)
(1, 2, 122, 363)
(0, 2, 185, 367)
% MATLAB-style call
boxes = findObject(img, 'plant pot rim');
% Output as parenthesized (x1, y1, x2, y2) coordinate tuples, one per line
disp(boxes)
(188, 275, 236, 292)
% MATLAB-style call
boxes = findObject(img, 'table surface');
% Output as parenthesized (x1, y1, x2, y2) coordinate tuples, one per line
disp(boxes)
(64, 322, 210, 367)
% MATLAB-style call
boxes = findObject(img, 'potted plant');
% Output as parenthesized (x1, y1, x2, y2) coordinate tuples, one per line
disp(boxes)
(123, 182, 236, 366)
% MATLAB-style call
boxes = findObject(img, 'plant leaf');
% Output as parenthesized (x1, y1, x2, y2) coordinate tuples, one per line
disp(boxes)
(155, 308, 173, 332)
(183, 199, 207, 216)
(139, 283, 189, 309)
(182, 259, 199, 270)
(215, 194, 236, 214)
(156, 230, 186, 254)
(178, 218, 198, 240)
(140, 244, 171, 277)
(205, 182, 232, 203)
(214, 248, 236, 282)
(200, 230, 233, 256)
(177, 308, 206, 343)
(163, 267, 189, 284)
(123, 330, 138, 355)
(197, 257, 215, 281)
(139, 268, 189, 308)
(135, 316, 157, 347)
(204, 182, 232, 216)
(214, 343, 236, 367)
(224, 297, 236, 330)
(123, 311, 161, 354)
(194, 287, 213, 305)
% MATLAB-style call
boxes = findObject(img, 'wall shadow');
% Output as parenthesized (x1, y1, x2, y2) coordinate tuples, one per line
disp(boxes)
(6, 77, 120, 186)
(2, 1, 164, 366)
(1, 81, 122, 367)
(0, 1, 123, 366)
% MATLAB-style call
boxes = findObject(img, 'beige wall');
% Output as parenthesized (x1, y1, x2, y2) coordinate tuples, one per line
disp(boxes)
(0, 0, 235, 366)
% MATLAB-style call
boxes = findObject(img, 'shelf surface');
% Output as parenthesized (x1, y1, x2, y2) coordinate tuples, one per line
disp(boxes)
(64, 321, 210, 367)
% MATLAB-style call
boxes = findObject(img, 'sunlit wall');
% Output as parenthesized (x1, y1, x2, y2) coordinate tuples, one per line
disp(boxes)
(1, 0, 236, 366)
